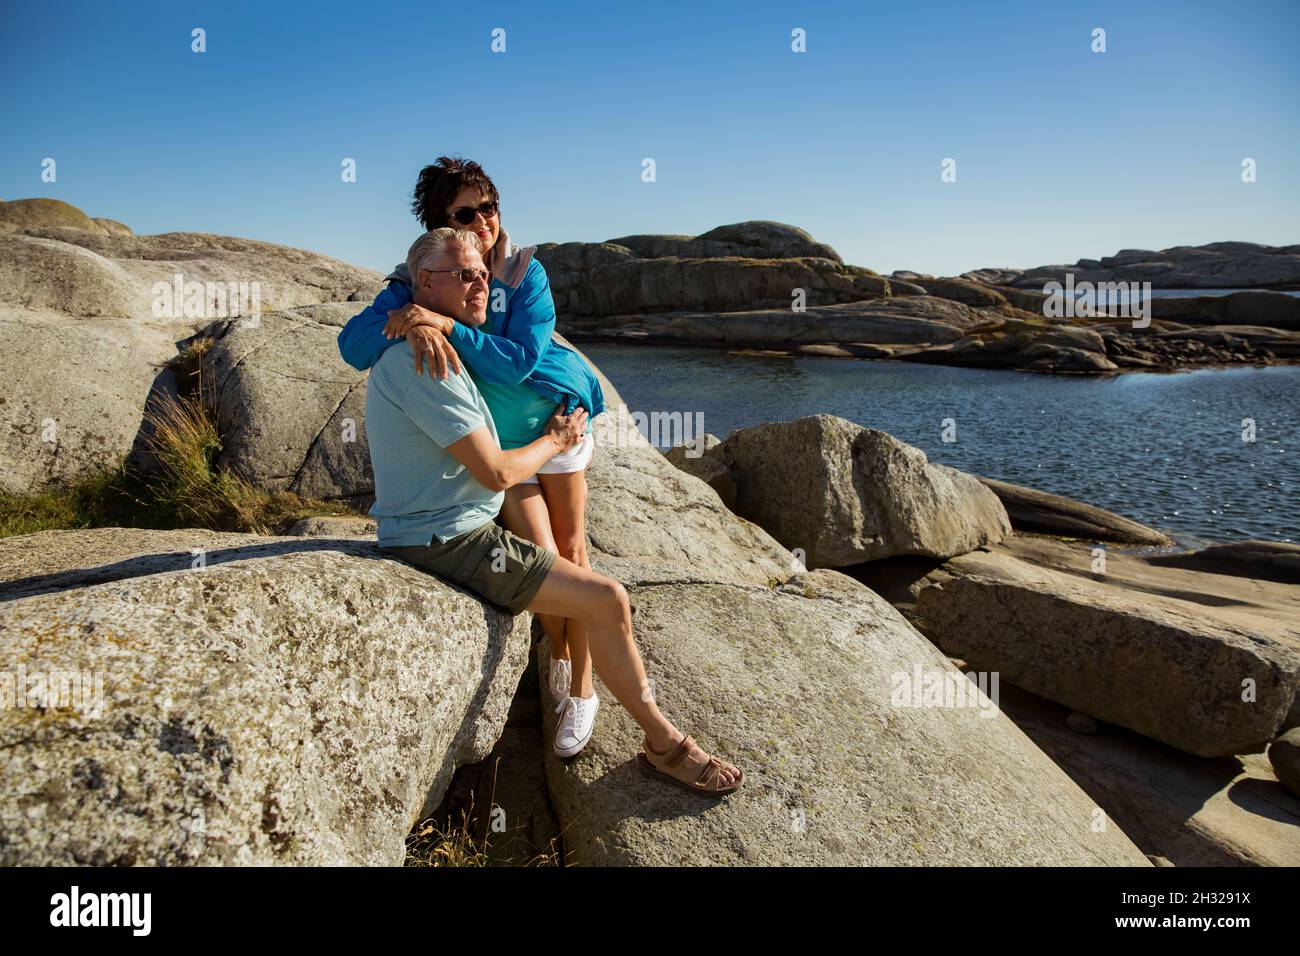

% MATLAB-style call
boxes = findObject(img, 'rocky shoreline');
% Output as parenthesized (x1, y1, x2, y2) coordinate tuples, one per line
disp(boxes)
(536, 224, 1300, 374)
(0, 199, 1296, 866)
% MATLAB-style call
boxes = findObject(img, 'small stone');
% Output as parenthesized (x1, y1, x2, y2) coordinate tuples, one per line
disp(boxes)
(1066, 711, 1100, 735)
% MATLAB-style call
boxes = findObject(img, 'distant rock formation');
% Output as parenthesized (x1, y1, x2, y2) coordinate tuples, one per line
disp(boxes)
(539, 222, 1299, 373)
(966, 241, 1300, 291)
(0, 198, 134, 237)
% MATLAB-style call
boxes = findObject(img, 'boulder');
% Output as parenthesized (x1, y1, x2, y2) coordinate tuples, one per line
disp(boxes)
(1018, 342, 1119, 373)
(205, 306, 373, 503)
(0, 314, 178, 495)
(916, 549, 1300, 757)
(0, 528, 532, 866)
(1222, 291, 1300, 330)
(0, 208, 384, 495)
(711, 415, 1010, 567)
(976, 476, 1172, 545)
(1269, 728, 1300, 798)
(664, 435, 735, 509)
(538, 566, 1149, 865)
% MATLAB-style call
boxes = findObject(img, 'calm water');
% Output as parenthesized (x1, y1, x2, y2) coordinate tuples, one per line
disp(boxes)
(1148, 289, 1300, 297)
(584, 344, 1299, 546)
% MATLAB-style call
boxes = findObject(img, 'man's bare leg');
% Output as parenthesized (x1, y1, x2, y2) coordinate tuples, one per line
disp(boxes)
(527, 556, 741, 788)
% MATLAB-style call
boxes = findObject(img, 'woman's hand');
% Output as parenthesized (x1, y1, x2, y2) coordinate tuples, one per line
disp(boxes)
(385, 303, 454, 339)
(544, 406, 589, 452)
(406, 326, 462, 379)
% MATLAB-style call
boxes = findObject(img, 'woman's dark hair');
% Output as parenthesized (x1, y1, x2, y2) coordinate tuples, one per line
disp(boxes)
(411, 156, 500, 231)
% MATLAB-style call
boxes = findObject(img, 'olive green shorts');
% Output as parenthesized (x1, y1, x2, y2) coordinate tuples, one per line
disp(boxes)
(381, 521, 556, 616)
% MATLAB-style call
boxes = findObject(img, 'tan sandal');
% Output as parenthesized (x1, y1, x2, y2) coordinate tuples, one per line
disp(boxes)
(637, 735, 743, 797)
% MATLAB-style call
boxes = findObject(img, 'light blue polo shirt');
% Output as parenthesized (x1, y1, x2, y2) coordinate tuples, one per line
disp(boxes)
(365, 339, 505, 547)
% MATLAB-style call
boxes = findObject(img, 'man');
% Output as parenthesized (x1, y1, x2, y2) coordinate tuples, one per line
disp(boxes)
(365, 228, 742, 796)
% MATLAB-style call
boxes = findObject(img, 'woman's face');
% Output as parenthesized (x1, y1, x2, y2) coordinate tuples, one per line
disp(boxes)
(445, 185, 500, 254)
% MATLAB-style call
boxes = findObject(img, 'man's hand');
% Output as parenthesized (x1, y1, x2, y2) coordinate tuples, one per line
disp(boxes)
(544, 406, 589, 452)
(385, 303, 454, 339)
(407, 326, 462, 379)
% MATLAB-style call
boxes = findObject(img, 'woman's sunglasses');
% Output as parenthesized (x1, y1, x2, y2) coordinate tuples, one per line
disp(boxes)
(450, 200, 499, 225)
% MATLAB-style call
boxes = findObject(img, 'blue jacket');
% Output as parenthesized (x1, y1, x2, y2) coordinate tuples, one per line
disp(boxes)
(337, 254, 605, 418)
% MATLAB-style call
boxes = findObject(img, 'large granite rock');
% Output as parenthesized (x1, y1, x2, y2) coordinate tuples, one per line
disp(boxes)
(704, 415, 1010, 568)
(205, 305, 373, 503)
(0, 203, 383, 496)
(538, 567, 1149, 865)
(916, 549, 1300, 757)
(0, 529, 532, 866)
(0, 315, 181, 495)
(976, 476, 1172, 545)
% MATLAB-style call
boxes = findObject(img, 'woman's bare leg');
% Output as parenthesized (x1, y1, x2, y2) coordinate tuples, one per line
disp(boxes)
(498, 484, 569, 659)
(537, 470, 593, 699)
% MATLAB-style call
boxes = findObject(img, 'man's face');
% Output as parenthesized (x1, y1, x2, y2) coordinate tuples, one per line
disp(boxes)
(414, 245, 489, 326)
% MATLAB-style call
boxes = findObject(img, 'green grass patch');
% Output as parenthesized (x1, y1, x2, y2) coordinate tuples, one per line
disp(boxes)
(0, 337, 362, 539)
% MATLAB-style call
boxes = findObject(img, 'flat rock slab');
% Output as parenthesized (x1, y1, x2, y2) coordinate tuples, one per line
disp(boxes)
(997, 681, 1300, 866)
(1148, 540, 1300, 586)
(538, 564, 1149, 866)
(998, 535, 1300, 638)
(0, 529, 531, 865)
(917, 548, 1300, 757)
(977, 476, 1171, 546)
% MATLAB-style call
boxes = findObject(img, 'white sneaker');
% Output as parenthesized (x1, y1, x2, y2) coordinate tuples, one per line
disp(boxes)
(548, 656, 572, 706)
(553, 694, 598, 758)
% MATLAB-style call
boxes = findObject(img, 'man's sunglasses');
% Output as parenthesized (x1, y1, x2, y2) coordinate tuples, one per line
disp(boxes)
(423, 267, 490, 284)
(450, 200, 499, 225)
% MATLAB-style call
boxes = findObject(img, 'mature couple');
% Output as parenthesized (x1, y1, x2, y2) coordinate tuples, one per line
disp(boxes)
(337, 157, 742, 796)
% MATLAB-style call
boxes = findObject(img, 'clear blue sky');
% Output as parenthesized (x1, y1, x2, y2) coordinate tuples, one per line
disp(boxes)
(2, 0, 1296, 277)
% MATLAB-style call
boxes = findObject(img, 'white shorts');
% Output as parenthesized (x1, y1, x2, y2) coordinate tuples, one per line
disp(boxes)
(520, 432, 594, 484)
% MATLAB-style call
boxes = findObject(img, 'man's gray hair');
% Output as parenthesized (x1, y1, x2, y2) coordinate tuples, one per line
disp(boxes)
(406, 228, 483, 283)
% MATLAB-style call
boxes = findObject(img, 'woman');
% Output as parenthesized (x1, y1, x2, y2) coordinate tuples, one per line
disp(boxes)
(338, 157, 602, 759)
